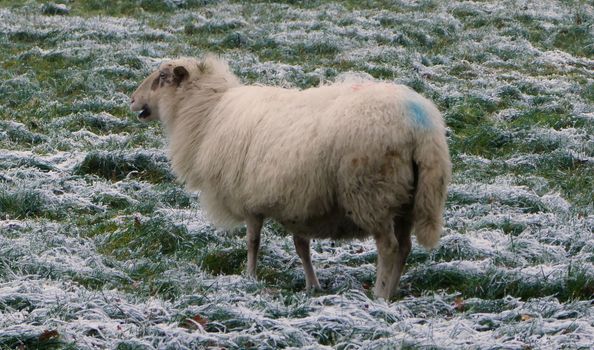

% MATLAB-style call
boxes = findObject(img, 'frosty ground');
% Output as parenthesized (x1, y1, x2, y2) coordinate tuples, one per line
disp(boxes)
(0, 0, 593, 349)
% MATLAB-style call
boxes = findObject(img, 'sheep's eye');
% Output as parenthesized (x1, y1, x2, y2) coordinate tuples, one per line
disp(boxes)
(159, 72, 166, 79)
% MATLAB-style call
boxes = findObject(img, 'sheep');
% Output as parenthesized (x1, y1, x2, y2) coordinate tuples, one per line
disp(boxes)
(130, 55, 451, 299)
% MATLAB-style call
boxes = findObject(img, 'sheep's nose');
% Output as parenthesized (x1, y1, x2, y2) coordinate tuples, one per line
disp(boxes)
(131, 97, 135, 104)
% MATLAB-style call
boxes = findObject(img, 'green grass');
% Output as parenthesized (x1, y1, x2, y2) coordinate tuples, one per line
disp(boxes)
(2, 125, 46, 146)
(14, 0, 218, 17)
(553, 23, 593, 58)
(0, 334, 66, 350)
(201, 248, 248, 276)
(0, 188, 51, 219)
(405, 263, 594, 302)
(74, 151, 174, 183)
(56, 112, 132, 134)
(97, 216, 192, 260)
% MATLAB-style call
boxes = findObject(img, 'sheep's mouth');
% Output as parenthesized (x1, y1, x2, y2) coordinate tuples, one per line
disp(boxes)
(138, 105, 151, 120)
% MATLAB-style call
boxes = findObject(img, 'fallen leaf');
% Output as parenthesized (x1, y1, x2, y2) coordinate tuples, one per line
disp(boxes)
(182, 314, 209, 330)
(39, 329, 60, 341)
(453, 296, 465, 312)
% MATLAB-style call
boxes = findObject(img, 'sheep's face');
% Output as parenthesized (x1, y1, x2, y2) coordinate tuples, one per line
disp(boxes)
(130, 61, 191, 122)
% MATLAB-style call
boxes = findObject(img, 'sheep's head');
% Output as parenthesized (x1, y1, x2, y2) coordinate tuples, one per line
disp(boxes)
(130, 59, 196, 122)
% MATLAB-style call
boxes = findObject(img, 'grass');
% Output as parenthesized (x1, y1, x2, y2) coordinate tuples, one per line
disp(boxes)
(0, 187, 51, 219)
(74, 150, 174, 183)
(406, 262, 594, 302)
(1, 0, 593, 349)
(3, 126, 46, 146)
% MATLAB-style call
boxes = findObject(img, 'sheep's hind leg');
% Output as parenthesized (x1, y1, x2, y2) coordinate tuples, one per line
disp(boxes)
(293, 234, 321, 290)
(372, 221, 399, 299)
(389, 215, 413, 297)
(246, 216, 263, 278)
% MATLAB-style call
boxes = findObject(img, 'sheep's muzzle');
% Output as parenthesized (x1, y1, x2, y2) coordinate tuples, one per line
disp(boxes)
(137, 105, 151, 120)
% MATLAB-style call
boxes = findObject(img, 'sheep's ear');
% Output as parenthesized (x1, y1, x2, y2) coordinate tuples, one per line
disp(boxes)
(173, 66, 189, 86)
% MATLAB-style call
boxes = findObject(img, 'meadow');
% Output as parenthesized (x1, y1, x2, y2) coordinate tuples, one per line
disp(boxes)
(0, 0, 593, 348)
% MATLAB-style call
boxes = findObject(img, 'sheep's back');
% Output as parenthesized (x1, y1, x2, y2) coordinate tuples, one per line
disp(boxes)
(196, 82, 431, 225)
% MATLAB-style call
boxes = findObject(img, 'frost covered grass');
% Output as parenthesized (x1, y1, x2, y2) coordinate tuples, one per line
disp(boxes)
(1, 0, 593, 349)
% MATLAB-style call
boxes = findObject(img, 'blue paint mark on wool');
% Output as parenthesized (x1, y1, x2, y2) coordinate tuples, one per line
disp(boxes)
(408, 100, 433, 129)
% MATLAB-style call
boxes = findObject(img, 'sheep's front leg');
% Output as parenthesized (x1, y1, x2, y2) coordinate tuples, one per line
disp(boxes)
(293, 234, 321, 290)
(373, 222, 399, 299)
(246, 216, 263, 278)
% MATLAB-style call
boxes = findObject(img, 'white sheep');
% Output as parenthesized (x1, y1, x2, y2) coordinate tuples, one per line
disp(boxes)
(130, 55, 451, 299)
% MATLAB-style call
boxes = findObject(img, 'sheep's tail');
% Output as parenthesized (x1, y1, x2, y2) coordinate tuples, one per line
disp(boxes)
(411, 128, 451, 249)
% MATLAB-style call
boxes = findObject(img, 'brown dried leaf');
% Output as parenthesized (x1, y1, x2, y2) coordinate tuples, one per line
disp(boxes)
(182, 314, 209, 329)
(39, 329, 60, 341)
(453, 296, 465, 312)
